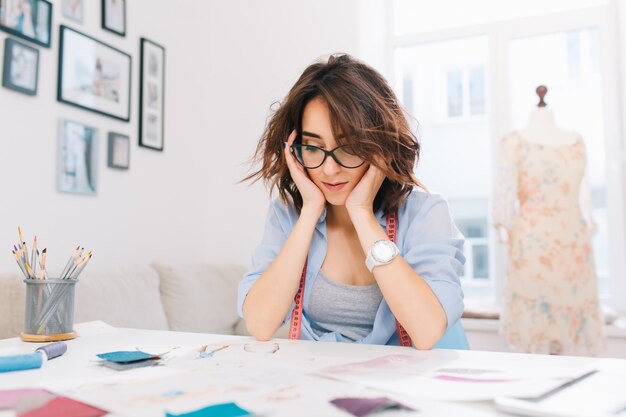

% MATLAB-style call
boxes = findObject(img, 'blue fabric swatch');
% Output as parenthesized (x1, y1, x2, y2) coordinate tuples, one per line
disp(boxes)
(96, 351, 159, 363)
(165, 402, 252, 417)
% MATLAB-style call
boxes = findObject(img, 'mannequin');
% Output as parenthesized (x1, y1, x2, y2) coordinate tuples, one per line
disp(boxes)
(519, 107, 578, 146)
(496, 86, 596, 243)
(493, 85, 605, 356)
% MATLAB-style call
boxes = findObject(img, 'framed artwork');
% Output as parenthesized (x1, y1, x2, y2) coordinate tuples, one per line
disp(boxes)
(139, 38, 165, 151)
(107, 132, 129, 169)
(58, 119, 98, 196)
(0, 0, 52, 47)
(57, 25, 131, 121)
(101, 0, 125, 36)
(62, 0, 83, 23)
(2, 37, 39, 95)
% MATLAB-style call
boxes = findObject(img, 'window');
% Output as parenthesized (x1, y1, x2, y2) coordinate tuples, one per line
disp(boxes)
(390, 0, 624, 311)
(395, 37, 493, 299)
(446, 69, 463, 117)
(445, 67, 486, 119)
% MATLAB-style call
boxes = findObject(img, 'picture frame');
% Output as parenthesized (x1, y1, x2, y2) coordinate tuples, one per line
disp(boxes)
(57, 25, 132, 121)
(0, 0, 52, 47)
(101, 0, 125, 36)
(2, 37, 39, 95)
(139, 37, 165, 151)
(58, 119, 99, 196)
(62, 0, 83, 23)
(107, 132, 129, 170)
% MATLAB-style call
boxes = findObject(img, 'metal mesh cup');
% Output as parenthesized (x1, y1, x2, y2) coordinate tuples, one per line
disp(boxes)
(23, 278, 77, 339)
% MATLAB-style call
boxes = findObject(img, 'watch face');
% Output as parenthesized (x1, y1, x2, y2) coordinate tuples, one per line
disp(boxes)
(372, 241, 396, 262)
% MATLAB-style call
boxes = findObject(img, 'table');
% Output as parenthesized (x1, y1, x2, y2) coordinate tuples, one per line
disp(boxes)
(0, 321, 620, 417)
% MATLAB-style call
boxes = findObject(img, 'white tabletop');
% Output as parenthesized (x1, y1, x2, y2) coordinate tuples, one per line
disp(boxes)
(0, 321, 619, 417)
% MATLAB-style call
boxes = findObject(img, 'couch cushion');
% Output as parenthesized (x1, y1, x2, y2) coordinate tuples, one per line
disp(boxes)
(0, 272, 26, 339)
(74, 265, 169, 331)
(152, 262, 245, 335)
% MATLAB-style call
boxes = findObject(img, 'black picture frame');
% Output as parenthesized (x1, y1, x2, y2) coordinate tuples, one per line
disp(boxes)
(57, 25, 132, 121)
(2, 37, 39, 95)
(107, 132, 130, 170)
(0, 0, 52, 47)
(101, 0, 125, 36)
(139, 37, 165, 151)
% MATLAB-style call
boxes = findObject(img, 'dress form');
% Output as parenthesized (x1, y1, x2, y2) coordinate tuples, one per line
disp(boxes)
(519, 108, 578, 146)
(496, 86, 595, 243)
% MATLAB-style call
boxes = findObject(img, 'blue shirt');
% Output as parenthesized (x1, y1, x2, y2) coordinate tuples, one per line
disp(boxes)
(238, 188, 469, 348)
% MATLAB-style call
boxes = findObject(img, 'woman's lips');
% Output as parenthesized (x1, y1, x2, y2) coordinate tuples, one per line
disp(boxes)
(322, 181, 347, 191)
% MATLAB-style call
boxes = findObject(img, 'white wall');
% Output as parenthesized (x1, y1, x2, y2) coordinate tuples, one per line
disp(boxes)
(0, 0, 363, 275)
(203, 0, 361, 267)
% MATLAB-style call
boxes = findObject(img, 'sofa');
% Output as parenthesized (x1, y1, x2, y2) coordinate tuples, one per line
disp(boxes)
(0, 262, 289, 340)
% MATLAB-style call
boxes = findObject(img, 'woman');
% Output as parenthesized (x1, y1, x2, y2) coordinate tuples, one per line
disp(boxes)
(239, 54, 468, 349)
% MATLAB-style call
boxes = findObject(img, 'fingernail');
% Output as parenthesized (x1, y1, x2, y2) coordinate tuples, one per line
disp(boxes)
(283, 142, 287, 149)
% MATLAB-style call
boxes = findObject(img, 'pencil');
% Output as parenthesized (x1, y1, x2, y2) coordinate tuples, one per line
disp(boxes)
(39, 248, 47, 280)
(31, 236, 37, 279)
(59, 245, 80, 279)
(18, 227, 24, 248)
(12, 250, 28, 278)
(21, 241, 29, 268)
(25, 262, 35, 279)
(64, 254, 83, 279)
(77, 252, 92, 277)
(18, 243, 25, 265)
(69, 251, 91, 279)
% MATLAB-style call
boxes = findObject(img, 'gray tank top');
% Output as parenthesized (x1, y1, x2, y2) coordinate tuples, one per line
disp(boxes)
(307, 270, 383, 341)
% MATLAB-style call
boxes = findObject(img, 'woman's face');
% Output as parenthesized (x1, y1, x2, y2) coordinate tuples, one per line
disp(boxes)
(300, 97, 369, 207)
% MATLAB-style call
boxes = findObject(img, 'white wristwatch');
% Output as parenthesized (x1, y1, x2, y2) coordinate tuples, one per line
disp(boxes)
(365, 239, 399, 272)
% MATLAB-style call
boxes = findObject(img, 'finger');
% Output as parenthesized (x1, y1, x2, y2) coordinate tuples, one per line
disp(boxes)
(364, 163, 385, 188)
(283, 129, 297, 161)
(284, 141, 305, 177)
(284, 136, 307, 176)
(286, 129, 297, 146)
(368, 162, 385, 179)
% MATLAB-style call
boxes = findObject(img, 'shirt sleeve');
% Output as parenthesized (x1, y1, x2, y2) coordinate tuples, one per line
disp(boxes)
(237, 199, 290, 318)
(493, 134, 520, 231)
(402, 194, 466, 329)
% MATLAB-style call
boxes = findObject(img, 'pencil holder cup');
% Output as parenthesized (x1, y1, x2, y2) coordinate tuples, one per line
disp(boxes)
(20, 278, 78, 342)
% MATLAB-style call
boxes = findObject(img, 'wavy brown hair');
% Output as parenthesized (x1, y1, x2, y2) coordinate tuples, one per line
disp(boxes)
(244, 53, 423, 215)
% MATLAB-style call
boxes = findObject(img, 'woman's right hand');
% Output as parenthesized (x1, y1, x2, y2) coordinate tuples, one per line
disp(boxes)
(284, 130, 326, 217)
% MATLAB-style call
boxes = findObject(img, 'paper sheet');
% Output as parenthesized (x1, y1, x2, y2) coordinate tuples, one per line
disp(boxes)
(314, 354, 586, 401)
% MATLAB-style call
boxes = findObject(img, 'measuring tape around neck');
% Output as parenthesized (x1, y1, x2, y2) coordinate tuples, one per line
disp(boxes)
(288, 211, 412, 347)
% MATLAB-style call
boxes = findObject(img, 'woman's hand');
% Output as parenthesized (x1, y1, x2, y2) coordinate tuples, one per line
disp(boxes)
(284, 130, 326, 217)
(345, 161, 386, 216)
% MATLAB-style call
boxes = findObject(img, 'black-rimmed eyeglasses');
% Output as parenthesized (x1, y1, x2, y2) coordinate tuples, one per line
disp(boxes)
(290, 144, 365, 169)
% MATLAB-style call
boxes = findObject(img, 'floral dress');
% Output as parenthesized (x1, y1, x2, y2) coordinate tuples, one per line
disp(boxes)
(493, 132, 605, 356)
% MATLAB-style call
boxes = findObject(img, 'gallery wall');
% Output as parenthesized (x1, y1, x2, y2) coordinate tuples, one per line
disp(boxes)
(0, 0, 364, 274)
(0, 0, 215, 273)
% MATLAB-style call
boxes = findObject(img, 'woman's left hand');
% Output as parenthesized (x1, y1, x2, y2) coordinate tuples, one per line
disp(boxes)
(345, 162, 386, 215)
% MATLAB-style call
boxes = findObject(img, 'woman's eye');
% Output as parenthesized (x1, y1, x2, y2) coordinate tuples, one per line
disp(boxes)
(304, 146, 320, 152)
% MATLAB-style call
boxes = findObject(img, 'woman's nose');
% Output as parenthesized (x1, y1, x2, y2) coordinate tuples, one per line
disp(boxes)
(321, 154, 342, 175)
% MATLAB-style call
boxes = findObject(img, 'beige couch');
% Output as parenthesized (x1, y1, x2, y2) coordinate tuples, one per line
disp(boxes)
(0, 262, 260, 340)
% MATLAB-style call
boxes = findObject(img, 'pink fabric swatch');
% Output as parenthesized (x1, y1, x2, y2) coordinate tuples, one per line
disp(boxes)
(20, 396, 106, 417)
